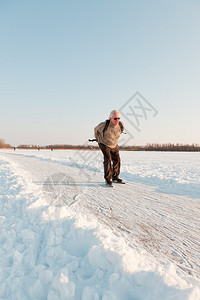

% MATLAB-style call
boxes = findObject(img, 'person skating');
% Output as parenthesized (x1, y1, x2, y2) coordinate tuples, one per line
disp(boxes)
(94, 110, 125, 186)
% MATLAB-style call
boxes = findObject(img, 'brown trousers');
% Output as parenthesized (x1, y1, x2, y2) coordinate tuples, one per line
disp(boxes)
(99, 143, 121, 181)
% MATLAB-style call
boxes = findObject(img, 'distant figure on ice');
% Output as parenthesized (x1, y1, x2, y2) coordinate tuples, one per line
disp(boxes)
(94, 110, 125, 186)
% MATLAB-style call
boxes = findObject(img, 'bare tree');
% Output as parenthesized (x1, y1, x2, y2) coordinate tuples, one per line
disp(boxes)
(0, 139, 11, 148)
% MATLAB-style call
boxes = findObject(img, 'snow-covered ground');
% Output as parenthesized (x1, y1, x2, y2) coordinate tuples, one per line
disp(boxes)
(0, 149, 200, 300)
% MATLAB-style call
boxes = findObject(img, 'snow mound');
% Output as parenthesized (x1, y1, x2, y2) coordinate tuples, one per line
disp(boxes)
(0, 150, 200, 299)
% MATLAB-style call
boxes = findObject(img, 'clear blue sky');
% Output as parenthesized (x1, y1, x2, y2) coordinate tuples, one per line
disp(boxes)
(0, 0, 200, 146)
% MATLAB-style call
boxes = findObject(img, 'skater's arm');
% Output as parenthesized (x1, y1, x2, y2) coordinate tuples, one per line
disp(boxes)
(94, 122, 105, 141)
(119, 121, 125, 133)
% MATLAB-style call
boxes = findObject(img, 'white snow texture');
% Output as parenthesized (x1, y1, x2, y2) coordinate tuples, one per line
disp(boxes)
(0, 149, 200, 300)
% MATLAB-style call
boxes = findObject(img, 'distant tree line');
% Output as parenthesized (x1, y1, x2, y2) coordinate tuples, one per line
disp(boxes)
(17, 144, 40, 149)
(0, 139, 11, 148)
(1, 138, 199, 151)
(44, 144, 97, 150)
(14, 143, 200, 151)
(120, 143, 200, 152)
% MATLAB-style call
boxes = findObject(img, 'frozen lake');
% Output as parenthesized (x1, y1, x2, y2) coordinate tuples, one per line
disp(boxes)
(0, 149, 200, 299)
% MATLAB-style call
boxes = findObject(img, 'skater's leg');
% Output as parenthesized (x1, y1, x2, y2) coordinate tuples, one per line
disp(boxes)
(99, 143, 112, 181)
(111, 146, 121, 179)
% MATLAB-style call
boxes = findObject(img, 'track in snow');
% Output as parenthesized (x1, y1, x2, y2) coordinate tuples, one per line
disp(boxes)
(1, 150, 200, 279)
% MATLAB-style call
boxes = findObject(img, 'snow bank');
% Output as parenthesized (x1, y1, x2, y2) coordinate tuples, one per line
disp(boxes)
(0, 151, 200, 299)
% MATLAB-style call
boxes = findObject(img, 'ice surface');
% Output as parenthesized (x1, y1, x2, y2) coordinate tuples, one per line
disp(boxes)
(0, 149, 200, 299)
